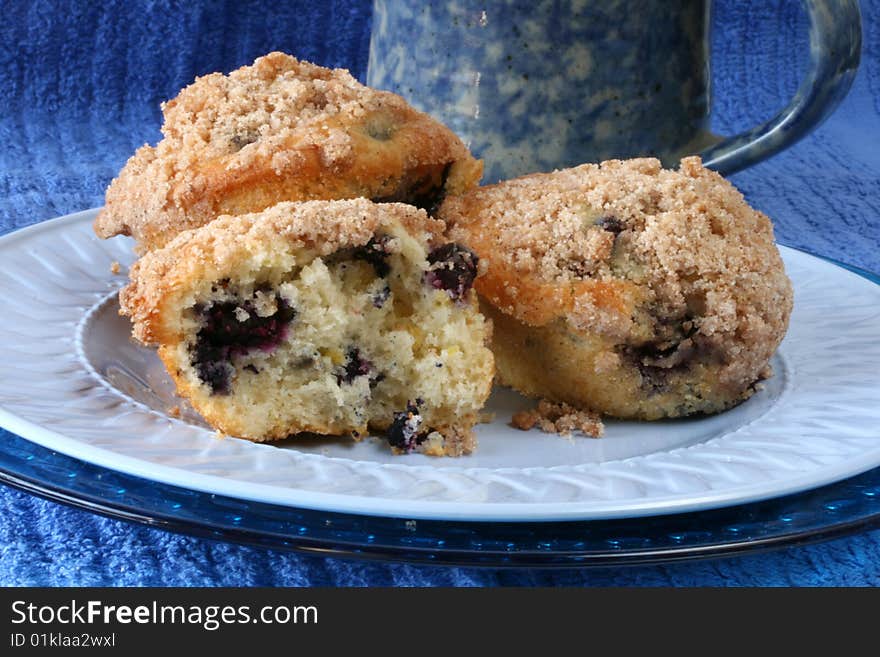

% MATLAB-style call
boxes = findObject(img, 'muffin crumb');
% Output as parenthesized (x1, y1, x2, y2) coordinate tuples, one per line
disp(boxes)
(512, 400, 604, 438)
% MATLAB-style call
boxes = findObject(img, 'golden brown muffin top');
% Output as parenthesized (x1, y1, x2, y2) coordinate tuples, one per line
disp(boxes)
(95, 52, 481, 252)
(156, 52, 411, 171)
(439, 157, 792, 342)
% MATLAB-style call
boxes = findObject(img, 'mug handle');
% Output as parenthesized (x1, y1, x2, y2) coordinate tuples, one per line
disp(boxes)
(700, 0, 861, 176)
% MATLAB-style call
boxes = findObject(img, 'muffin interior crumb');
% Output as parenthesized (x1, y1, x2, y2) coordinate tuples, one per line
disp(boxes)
(120, 199, 494, 456)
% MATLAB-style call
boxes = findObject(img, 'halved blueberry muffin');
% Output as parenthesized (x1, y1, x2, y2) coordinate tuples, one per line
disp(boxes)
(94, 52, 483, 253)
(439, 157, 793, 420)
(120, 198, 494, 455)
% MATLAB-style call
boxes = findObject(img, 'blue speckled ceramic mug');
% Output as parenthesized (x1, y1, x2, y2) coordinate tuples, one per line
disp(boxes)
(368, 0, 861, 183)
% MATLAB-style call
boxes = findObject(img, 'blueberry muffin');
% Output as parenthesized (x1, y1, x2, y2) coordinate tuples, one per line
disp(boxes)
(439, 157, 793, 420)
(94, 52, 483, 253)
(120, 198, 494, 455)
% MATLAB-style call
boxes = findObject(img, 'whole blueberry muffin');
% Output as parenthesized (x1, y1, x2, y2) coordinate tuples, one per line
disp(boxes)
(120, 198, 494, 455)
(94, 52, 482, 253)
(438, 157, 793, 420)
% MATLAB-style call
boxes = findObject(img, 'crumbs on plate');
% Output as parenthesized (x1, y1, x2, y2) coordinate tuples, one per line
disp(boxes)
(511, 400, 604, 438)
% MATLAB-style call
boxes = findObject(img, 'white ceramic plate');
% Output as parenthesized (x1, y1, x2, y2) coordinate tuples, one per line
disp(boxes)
(1, 209, 879, 521)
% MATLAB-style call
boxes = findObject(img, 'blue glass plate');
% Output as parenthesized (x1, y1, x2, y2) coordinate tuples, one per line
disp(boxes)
(2, 424, 880, 567)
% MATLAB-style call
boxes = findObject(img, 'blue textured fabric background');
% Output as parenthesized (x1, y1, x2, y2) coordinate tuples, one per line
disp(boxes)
(1, 0, 878, 586)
